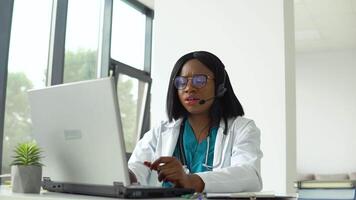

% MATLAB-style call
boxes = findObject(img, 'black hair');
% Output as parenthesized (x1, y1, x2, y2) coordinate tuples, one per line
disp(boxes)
(166, 51, 244, 126)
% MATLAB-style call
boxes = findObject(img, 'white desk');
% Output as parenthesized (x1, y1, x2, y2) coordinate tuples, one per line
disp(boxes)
(0, 186, 183, 200)
(1, 186, 296, 200)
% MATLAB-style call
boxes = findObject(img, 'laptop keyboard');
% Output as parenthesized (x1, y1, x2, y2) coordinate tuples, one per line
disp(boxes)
(126, 184, 163, 189)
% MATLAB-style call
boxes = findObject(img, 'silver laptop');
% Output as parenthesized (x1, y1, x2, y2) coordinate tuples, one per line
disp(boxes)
(28, 77, 194, 198)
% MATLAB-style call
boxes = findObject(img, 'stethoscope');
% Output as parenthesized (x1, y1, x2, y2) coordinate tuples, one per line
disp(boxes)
(177, 118, 227, 173)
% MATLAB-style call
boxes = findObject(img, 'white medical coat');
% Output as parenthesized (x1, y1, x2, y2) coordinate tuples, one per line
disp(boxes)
(128, 116, 263, 193)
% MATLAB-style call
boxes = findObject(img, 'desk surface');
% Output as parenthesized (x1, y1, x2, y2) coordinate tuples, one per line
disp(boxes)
(0, 185, 296, 200)
(0, 185, 197, 200)
(0, 185, 118, 200)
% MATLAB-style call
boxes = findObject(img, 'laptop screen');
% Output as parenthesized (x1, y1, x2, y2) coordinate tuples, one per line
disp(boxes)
(28, 77, 131, 186)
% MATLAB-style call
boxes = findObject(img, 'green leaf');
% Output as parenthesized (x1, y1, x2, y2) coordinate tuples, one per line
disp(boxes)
(10, 142, 44, 166)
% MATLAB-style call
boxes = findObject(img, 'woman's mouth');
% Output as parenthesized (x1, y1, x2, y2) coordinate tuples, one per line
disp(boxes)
(185, 97, 200, 105)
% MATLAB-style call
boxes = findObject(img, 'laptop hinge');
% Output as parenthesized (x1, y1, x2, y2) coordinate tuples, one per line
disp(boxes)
(113, 182, 126, 197)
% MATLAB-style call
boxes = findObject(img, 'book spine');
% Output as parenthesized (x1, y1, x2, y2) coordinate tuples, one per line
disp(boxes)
(296, 181, 301, 189)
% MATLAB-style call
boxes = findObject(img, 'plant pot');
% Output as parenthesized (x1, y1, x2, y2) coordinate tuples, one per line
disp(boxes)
(11, 165, 42, 193)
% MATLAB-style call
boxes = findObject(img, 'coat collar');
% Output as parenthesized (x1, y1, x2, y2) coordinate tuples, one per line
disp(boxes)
(160, 117, 233, 157)
(165, 118, 183, 128)
(160, 119, 182, 156)
(164, 117, 234, 132)
(166, 118, 231, 128)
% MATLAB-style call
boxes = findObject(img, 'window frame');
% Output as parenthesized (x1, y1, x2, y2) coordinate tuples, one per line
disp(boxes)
(0, 0, 14, 177)
(47, 0, 68, 86)
(109, 0, 154, 139)
(110, 60, 152, 140)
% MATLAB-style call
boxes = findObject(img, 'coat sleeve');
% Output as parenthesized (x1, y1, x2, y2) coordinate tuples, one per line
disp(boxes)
(196, 119, 263, 193)
(128, 126, 160, 185)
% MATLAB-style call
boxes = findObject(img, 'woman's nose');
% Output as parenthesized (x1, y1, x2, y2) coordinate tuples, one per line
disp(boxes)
(184, 79, 196, 92)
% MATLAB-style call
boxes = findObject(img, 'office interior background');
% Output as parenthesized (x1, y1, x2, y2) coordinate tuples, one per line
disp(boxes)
(1, 0, 355, 194)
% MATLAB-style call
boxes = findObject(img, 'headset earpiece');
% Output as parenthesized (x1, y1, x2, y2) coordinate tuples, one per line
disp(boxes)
(217, 85, 227, 97)
(216, 70, 227, 97)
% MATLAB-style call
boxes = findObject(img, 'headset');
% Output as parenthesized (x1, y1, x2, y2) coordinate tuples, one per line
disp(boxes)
(216, 69, 227, 98)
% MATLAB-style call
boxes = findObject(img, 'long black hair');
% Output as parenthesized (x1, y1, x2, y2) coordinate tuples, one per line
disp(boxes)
(166, 51, 244, 127)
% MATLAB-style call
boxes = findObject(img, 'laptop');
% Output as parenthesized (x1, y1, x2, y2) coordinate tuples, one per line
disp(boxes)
(28, 77, 194, 198)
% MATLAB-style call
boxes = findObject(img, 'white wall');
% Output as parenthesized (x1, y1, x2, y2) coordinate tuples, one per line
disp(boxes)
(150, 0, 296, 193)
(296, 49, 356, 174)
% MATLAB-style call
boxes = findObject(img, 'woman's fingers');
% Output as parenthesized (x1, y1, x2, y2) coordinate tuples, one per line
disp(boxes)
(163, 174, 180, 186)
(143, 161, 152, 168)
(148, 157, 188, 183)
(157, 166, 181, 182)
(158, 159, 180, 170)
(156, 160, 187, 182)
(150, 156, 175, 170)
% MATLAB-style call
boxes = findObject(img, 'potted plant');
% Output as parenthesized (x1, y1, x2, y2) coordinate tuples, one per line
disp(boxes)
(10, 142, 43, 193)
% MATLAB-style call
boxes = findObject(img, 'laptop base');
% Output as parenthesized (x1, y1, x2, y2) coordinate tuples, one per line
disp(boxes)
(42, 177, 195, 199)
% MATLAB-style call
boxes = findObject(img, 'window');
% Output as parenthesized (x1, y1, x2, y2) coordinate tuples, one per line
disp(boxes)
(111, 0, 146, 70)
(0, 0, 153, 173)
(117, 74, 149, 152)
(63, 0, 102, 83)
(110, 1, 153, 153)
(1, 0, 52, 176)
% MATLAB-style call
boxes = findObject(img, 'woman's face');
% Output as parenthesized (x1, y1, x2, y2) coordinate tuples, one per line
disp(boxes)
(176, 59, 215, 116)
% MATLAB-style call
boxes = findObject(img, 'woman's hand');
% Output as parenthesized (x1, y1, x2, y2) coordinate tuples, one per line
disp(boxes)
(145, 157, 205, 192)
(146, 157, 188, 186)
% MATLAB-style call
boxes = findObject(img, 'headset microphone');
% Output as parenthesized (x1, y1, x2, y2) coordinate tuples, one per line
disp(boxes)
(199, 96, 215, 105)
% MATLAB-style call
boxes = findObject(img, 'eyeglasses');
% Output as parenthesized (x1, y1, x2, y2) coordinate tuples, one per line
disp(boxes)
(174, 74, 214, 90)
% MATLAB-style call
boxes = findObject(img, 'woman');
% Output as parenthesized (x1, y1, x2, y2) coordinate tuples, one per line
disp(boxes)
(128, 51, 262, 193)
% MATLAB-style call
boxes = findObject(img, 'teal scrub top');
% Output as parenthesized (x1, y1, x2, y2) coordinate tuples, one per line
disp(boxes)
(163, 119, 218, 187)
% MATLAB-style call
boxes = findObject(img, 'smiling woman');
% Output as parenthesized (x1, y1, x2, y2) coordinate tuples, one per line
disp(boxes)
(128, 51, 263, 193)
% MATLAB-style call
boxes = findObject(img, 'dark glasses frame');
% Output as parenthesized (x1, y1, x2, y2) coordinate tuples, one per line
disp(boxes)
(173, 74, 214, 90)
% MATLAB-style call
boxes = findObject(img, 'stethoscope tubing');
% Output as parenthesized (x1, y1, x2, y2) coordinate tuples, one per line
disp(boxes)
(178, 118, 227, 171)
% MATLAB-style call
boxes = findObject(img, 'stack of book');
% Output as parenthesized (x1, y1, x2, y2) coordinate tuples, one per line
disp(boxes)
(295, 180, 356, 200)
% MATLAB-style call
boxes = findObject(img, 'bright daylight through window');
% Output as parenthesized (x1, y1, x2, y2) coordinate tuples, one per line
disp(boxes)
(1, 0, 52, 179)
(0, 0, 152, 179)
(63, 0, 101, 83)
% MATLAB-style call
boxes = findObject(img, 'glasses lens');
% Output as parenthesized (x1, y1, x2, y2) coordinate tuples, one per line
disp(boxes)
(192, 75, 207, 88)
(174, 76, 187, 89)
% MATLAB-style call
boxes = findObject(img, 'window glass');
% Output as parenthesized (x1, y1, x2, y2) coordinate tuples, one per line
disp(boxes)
(1, 0, 52, 178)
(117, 74, 148, 152)
(111, 0, 146, 70)
(63, 0, 102, 83)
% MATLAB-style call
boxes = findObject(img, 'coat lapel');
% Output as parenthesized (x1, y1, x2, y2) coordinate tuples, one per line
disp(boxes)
(160, 118, 182, 156)
(213, 120, 225, 168)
